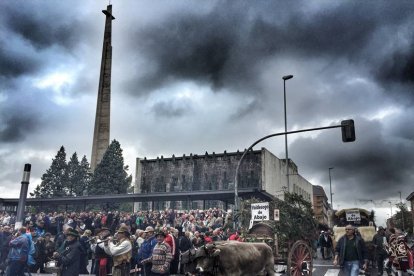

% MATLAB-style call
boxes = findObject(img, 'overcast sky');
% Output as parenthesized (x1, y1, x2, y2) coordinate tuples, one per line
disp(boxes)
(1, 1, 413, 226)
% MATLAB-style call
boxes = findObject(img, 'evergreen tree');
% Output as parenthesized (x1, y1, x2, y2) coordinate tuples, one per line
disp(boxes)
(67, 152, 80, 195)
(67, 153, 92, 196)
(32, 146, 68, 198)
(89, 140, 132, 195)
(394, 203, 413, 234)
(79, 155, 92, 196)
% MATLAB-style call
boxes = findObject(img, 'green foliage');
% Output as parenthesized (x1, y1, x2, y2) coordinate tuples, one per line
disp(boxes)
(89, 139, 132, 195)
(394, 203, 413, 234)
(67, 152, 80, 195)
(31, 146, 69, 198)
(239, 192, 318, 250)
(31, 147, 93, 199)
(67, 153, 92, 196)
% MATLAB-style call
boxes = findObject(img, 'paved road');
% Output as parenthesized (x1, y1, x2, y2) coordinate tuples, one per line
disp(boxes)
(275, 248, 385, 276)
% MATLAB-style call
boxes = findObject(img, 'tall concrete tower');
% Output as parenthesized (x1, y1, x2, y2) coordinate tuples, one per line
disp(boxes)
(91, 5, 115, 171)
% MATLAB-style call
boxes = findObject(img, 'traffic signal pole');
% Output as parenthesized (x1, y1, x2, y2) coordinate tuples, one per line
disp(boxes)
(233, 120, 355, 227)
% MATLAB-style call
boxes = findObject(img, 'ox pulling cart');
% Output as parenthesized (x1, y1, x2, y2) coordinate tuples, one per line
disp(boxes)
(179, 194, 318, 276)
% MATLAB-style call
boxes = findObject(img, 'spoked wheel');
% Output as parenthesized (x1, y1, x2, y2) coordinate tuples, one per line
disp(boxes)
(287, 240, 313, 276)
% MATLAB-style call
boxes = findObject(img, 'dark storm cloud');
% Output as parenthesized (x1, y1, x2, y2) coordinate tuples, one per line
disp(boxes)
(0, 43, 40, 77)
(0, 113, 39, 143)
(150, 99, 194, 118)
(131, 12, 244, 93)
(375, 45, 414, 86)
(385, 109, 414, 142)
(289, 117, 414, 200)
(125, 1, 414, 97)
(229, 99, 263, 120)
(0, 1, 97, 91)
(1, 2, 87, 51)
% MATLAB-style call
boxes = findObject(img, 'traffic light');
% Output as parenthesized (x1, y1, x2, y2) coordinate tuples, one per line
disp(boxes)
(341, 120, 355, 142)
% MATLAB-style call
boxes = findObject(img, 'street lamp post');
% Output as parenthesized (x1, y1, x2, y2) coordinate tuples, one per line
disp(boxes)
(282, 75, 293, 192)
(329, 167, 334, 208)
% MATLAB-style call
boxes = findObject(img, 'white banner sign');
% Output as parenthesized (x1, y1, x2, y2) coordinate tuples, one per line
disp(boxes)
(251, 202, 269, 221)
(346, 210, 361, 222)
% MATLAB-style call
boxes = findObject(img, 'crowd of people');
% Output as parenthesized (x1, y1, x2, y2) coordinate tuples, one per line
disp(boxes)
(0, 208, 239, 276)
(0, 210, 412, 276)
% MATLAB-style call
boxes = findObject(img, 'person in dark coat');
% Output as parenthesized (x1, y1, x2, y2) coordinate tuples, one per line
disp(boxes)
(319, 231, 333, 259)
(92, 228, 112, 276)
(333, 225, 368, 276)
(372, 226, 390, 276)
(0, 225, 12, 273)
(178, 231, 193, 275)
(79, 229, 92, 274)
(53, 228, 82, 276)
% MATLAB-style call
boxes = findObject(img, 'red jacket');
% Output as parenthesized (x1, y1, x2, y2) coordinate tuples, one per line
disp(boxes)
(164, 234, 176, 256)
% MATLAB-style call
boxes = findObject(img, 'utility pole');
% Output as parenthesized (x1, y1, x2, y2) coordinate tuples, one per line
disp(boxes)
(399, 191, 405, 231)
(282, 75, 293, 192)
(329, 167, 334, 208)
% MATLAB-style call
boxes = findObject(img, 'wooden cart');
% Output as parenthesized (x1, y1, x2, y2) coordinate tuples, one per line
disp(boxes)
(244, 222, 314, 276)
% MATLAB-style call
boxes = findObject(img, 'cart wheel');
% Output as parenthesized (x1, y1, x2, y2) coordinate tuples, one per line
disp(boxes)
(287, 240, 313, 276)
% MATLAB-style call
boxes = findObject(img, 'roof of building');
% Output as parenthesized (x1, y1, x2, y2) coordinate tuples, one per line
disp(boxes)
(0, 188, 274, 207)
(313, 185, 328, 198)
(406, 192, 414, 201)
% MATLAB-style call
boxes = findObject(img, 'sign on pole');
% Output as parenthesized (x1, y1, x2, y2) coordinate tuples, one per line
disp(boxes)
(345, 210, 361, 222)
(251, 202, 269, 221)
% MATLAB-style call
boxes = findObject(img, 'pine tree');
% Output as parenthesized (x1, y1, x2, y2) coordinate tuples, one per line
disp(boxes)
(32, 146, 68, 198)
(67, 153, 92, 196)
(394, 203, 413, 234)
(67, 152, 80, 195)
(89, 140, 132, 195)
(79, 155, 92, 196)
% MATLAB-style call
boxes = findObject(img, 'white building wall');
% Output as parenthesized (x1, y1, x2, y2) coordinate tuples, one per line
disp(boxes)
(261, 148, 288, 200)
(261, 147, 312, 203)
(290, 174, 313, 203)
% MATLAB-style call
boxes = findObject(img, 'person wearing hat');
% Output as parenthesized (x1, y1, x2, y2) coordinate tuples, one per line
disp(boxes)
(138, 226, 157, 275)
(145, 231, 172, 275)
(53, 228, 82, 276)
(93, 227, 112, 276)
(103, 226, 132, 276)
(372, 226, 390, 276)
